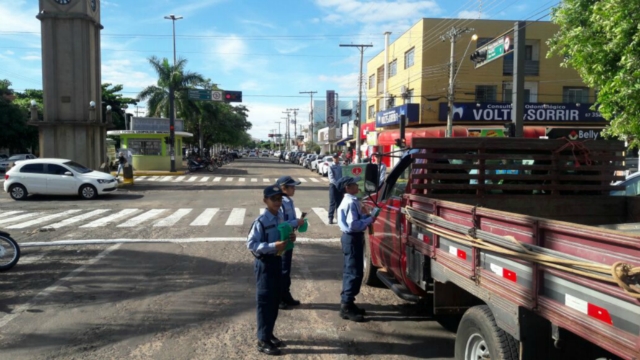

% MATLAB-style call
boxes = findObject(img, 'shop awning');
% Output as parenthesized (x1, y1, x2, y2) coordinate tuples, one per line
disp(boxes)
(334, 136, 353, 146)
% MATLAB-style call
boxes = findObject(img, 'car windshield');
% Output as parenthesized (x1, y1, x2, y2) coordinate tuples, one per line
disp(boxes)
(63, 161, 92, 174)
(8, 155, 24, 161)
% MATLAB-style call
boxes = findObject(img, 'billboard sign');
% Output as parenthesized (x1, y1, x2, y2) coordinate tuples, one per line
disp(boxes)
(375, 103, 420, 127)
(131, 117, 184, 132)
(438, 102, 606, 123)
(326, 90, 336, 128)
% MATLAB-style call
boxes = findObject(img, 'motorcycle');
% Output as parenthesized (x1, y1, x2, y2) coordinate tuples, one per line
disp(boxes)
(0, 230, 20, 271)
(188, 157, 216, 173)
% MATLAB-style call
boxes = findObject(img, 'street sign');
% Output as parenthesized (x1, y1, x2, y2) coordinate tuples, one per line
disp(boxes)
(187, 89, 224, 102)
(470, 29, 514, 68)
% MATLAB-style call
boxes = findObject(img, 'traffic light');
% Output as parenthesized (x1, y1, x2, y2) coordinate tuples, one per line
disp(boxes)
(470, 49, 488, 64)
(224, 91, 243, 102)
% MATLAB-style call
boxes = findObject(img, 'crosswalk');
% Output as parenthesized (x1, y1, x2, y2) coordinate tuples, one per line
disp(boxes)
(0, 207, 336, 230)
(132, 175, 329, 184)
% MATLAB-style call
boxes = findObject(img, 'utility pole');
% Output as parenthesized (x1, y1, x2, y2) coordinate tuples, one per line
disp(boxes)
(275, 121, 282, 151)
(441, 27, 473, 138)
(164, 14, 183, 172)
(281, 111, 291, 151)
(300, 91, 317, 144)
(287, 108, 299, 150)
(340, 43, 372, 163)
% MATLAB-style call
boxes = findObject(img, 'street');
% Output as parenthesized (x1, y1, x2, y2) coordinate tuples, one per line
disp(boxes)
(0, 157, 455, 360)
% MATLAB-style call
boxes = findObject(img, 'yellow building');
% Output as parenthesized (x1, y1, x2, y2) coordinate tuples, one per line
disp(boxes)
(365, 18, 605, 146)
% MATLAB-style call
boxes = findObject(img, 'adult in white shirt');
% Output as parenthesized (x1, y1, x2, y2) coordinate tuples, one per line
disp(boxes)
(371, 154, 386, 188)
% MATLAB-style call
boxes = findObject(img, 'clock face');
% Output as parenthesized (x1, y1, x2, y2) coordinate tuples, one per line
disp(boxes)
(90, 0, 96, 11)
(54, 0, 71, 4)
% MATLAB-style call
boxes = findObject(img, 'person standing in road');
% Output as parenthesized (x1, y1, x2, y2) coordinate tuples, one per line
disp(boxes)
(115, 152, 127, 181)
(247, 185, 295, 356)
(327, 154, 343, 225)
(279, 151, 285, 163)
(276, 176, 305, 310)
(336, 176, 375, 322)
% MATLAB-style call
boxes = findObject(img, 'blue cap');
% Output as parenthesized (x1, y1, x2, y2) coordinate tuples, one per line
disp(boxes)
(276, 175, 301, 187)
(263, 185, 284, 198)
(336, 176, 361, 191)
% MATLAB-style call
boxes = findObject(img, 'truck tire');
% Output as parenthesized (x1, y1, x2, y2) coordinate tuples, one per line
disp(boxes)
(455, 305, 519, 360)
(362, 234, 383, 287)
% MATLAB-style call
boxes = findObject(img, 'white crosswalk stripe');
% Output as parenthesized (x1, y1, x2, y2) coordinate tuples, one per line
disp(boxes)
(173, 176, 186, 182)
(298, 178, 307, 182)
(0, 211, 25, 219)
(154, 209, 192, 227)
(263, 178, 270, 183)
(186, 177, 197, 182)
(7, 210, 83, 229)
(213, 177, 222, 182)
(146, 176, 157, 181)
(251, 178, 257, 182)
(310, 178, 320, 183)
(81, 209, 139, 228)
(159, 176, 173, 182)
(118, 209, 166, 227)
(322, 178, 329, 182)
(226, 177, 233, 182)
(137, 176, 147, 181)
(312, 208, 331, 226)
(240, 178, 246, 182)
(190, 208, 219, 226)
(47, 209, 111, 229)
(0, 212, 43, 226)
(225, 208, 245, 226)
(199, 176, 209, 182)
(295, 208, 302, 219)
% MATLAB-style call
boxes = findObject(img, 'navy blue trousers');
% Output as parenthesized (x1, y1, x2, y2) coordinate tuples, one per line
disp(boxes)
(281, 249, 294, 301)
(328, 184, 344, 221)
(254, 256, 281, 342)
(340, 232, 364, 304)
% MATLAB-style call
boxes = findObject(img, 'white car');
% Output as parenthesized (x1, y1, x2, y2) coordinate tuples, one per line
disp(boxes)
(249, 151, 257, 157)
(3, 159, 117, 200)
(0, 154, 37, 172)
(261, 150, 269, 157)
(274, 150, 281, 158)
(317, 156, 335, 175)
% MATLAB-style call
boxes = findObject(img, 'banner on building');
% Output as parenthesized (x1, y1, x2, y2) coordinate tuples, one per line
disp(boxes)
(375, 104, 420, 127)
(326, 90, 336, 128)
(546, 127, 606, 140)
(318, 127, 330, 144)
(438, 102, 606, 123)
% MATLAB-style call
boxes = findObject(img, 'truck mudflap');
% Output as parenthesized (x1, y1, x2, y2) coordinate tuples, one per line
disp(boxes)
(404, 199, 640, 359)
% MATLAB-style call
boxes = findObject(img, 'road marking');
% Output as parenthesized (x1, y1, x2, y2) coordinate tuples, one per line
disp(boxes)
(226, 177, 234, 182)
(310, 178, 320, 183)
(47, 209, 111, 229)
(225, 208, 245, 226)
(186, 177, 197, 182)
(190, 208, 219, 226)
(0, 212, 43, 225)
(199, 176, 209, 182)
(154, 209, 192, 227)
(18, 253, 46, 265)
(173, 176, 186, 182)
(295, 208, 302, 219)
(240, 178, 246, 182)
(213, 177, 222, 182)
(81, 209, 139, 228)
(312, 208, 331, 225)
(299, 178, 307, 183)
(20, 238, 341, 248)
(137, 176, 147, 181)
(146, 176, 157, 181)
(322, 178, 329, 182)
(251, 178, 257, 182)
(0, 243, 122, 329)
(263, 178, 270, 183)
(7, 210, 83, 229)
(117, 209, 166, 227)
(0, 211, 25, 219)
(159, 176, 173, 182)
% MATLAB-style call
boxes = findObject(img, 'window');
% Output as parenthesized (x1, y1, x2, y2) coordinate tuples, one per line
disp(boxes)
(46, 164, 69, 175)
(20, 163, 44, 174)
(368, 105, 375, 119)
(63, 161, 92, 174)
(475, 85, 497, 102)
(387, 96, 396, 108)
(404, 48, 415, 69)
(389, 60, 397, 77)
(368, 74, 375, 89)
(563, 87, 590, 103)
(128, 139, 162, 156)
(525, 45, 533, 61)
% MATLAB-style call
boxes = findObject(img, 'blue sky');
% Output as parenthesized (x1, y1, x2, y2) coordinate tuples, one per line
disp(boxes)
(0, 0, 558, 140)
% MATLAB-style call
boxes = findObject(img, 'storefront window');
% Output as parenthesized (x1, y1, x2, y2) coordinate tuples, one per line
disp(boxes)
(128, 138, 162, 156)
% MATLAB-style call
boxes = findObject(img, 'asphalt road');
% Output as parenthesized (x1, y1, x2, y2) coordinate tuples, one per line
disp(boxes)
(0, 156, 455, 359)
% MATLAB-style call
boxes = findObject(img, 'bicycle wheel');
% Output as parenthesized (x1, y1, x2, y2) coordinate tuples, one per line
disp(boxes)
(0, 234, 20, 271)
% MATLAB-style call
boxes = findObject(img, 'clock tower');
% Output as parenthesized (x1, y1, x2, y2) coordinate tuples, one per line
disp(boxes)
(34, 0, 107, 169)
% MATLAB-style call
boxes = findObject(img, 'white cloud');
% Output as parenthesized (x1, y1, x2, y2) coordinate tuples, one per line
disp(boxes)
(4, 50, 14, 56)
(318, 73, 361, 97)
(20, 54, 41, 61)
(240, 80, 262, 91)
(0, 1, 40, 33)
(458, 10, 484, 19)
(240, 20, 276, 29)
(315, 0, 441, 24)
(168, 0, 227, 16)
(245, 102, 310, 139)
(101, 59, 157, 92)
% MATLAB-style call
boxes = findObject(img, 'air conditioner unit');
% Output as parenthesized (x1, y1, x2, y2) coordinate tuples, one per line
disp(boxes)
(400, 85, 407, 94)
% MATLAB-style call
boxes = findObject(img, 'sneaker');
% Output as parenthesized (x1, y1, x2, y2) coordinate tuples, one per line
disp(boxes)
(340, 303, 364, 322)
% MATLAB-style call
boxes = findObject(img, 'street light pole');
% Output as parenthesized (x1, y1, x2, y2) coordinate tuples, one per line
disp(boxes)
(282, 111, 291, 151)
(164, 14, 183, 172)
(287, 108, 299, 149)
(440, 27, 473, 138)
(300, 91, 317, 145)
(340, 43, 372, 163)
(275, 121, 281, 150)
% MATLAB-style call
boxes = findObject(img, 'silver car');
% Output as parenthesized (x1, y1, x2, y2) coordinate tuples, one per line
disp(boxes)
(0, 154, 37, 172)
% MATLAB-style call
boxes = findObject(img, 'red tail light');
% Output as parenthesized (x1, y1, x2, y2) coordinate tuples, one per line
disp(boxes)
(4, 174, 8, 180)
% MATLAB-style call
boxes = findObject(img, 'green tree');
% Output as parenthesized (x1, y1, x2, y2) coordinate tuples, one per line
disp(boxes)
(548, 0, 640, 145)
(0, 80, 39, 153)
(305, 141, 321, 154)
(137, 56, 205, 121)
(102, 83, 137, 130)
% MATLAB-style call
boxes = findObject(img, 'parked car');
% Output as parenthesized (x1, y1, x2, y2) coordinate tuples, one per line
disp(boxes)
(317, 156, 336, 176)
(274, 150, 281, 158)
(4, 158, 117, 200)
(0, 155, 8, 161)
(611, 171, 640, 196)
(261, 150, 269, 157)
(310, 156, 325, 172)
(249, 150, 257, 157)
(304, 154, 317, 168)
(0, 154, 37, 172)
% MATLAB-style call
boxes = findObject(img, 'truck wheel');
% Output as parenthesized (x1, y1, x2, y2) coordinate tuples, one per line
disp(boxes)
(362, 235, 383, 287)
(455, 305, 519, 360)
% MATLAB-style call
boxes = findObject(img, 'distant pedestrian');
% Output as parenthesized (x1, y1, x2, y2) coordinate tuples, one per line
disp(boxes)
(279, 151, 285, 163)
(276, 176, 305, 310)
(371, 154, 387, 188)
(336, 176, 376, 322)
(327, 154, 343, 225)
(115, 152, 127, 180)
(247, 185, 295, 356)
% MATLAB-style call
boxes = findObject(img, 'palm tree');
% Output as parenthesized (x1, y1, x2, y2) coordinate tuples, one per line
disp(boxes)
(137, 56, 205, 120)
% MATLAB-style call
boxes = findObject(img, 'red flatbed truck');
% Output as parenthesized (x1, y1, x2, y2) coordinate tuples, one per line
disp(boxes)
(362, 138, 640, 360)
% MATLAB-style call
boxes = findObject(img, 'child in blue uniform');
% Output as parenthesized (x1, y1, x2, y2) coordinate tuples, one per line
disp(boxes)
(247, 185, 296, 356)
(276, 175, 305, 310)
